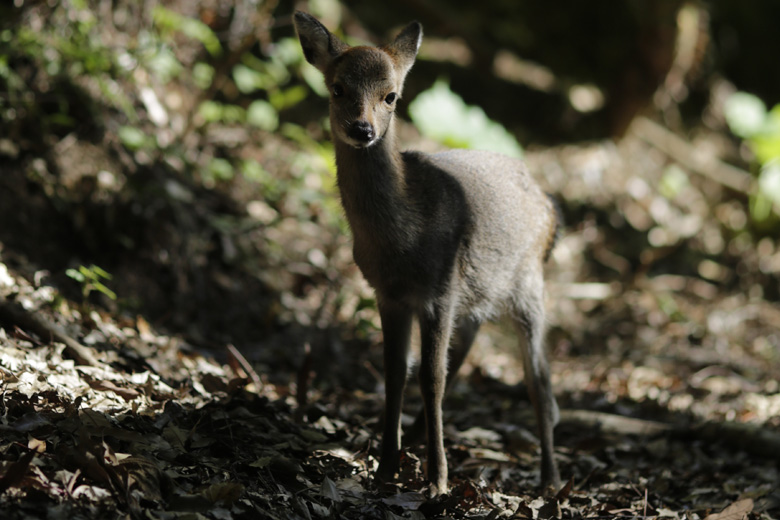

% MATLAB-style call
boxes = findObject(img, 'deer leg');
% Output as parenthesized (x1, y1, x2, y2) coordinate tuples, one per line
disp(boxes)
(376, 300, 413, 484)
(513, 288, 560, 492)
(418, 300, 456, 496)
(407, 315, 481, 444)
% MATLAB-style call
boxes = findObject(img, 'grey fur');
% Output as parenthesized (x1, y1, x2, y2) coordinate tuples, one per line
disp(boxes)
(294, 11, 561, 495)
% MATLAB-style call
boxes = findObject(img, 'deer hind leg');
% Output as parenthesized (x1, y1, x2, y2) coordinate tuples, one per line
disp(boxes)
(407, 315, 481, 444)
(511, 284, 561, 491)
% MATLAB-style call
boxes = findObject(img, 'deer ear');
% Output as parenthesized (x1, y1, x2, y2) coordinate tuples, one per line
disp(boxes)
(385, 21, 422, 78)
(294, 11, 348, 73)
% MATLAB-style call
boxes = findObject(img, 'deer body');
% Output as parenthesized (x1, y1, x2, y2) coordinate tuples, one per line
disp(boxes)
(294, 12, 561, 495)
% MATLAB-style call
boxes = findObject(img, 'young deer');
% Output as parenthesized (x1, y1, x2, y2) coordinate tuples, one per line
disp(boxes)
(294, 12, 561, 495)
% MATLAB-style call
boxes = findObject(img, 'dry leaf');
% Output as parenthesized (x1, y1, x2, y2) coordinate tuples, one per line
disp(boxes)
(28, 437, 47, 453)
(704, 499, 754, 520)
(89, 379, 141, 401)
(381, 491, 427, 511)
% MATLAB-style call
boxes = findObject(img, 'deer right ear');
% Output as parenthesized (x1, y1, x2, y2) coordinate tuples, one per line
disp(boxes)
(294, 11, 347, 73)
(385, 21, 422, 80)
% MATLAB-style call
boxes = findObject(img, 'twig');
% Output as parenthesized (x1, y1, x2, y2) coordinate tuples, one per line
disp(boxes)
(0, 300, 102, 367)
(559, 409, 672, 436)
(560, 409, 780, 461)
(226, 343, 262, 391)
(632, 116, 753, 193)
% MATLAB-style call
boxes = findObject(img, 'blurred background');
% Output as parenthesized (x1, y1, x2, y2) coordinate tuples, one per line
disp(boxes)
(1, 0, 778, 427)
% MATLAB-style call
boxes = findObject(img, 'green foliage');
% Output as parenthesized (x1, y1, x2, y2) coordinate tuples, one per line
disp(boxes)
(192, 62, 215, 90)
(241, 159, 283, 201)
(408, 80, 524, 158)
(233, 64, 265, 94)
(269, 85, 308, 112)
(118, 126, 151, 151)
(66, 265, 117, 301)
(659, 165, 689, 199)
(247, 100, 279, 131)
(724, 92, 766, 141)
(197, 100, 245, 124)
(143, 44, 183, 84)
(0, 3, 130, 131)
(206, 158, 235, 183)
(152, 6, 221, 57)
(724, 91, 780, 223)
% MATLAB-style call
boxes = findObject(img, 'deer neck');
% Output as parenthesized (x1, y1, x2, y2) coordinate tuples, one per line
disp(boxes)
(334, 122, 419, 242)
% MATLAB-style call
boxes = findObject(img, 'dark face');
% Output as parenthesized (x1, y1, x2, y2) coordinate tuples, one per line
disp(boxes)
(325, 47, 403, 148)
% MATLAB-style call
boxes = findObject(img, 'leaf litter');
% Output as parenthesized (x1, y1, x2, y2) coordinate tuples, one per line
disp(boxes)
(2, 171, 779, 519)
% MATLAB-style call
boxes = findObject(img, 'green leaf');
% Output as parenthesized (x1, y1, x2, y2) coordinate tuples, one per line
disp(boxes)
(269, 85, 307, 111)
(240, 53, 289, 88)
(409, 80, 523, 158)
(192, 62, 214, 90)
(233, 64, 264, 94)
(198, 100, 223, 123)
(118, 126, 148, 151)
(301, 64, 329, 97)
(80, 264, 112, 281)
(752, 134, 780, 165)
(208, 158, 235, 181)
(240, 159, 269, 183)
(65, 269, 86, 283)
(659, 165, 689, 199)
(197, 101, 245, 124)
(247, 100, 278, 131)
(724, 92, 767, 139)
(67, 265, 117, 300)
(758, 161, 780, 208)
(92, 281, 117, 301)
(272, 38, 305, 66)
(152, 6, 221, 57)
(145, 46, 183, 83)
(221, 104, 245, 123)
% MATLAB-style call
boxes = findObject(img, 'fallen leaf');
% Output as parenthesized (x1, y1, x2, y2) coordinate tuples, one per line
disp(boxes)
(704, 499, 754, 520)
(320, 475, 341, 503)
(28, 437, 47, 453)
(10, 412, 51, 433)
(201, 482, 244, 505)
(0, 450, 35, 493)
(538, 497, 561, 520)
(88, 379, 141, 401)
(381, 491, 428, 511)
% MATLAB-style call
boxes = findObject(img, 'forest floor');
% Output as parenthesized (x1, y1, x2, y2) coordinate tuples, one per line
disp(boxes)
(1, 126, 779, 519)
(2, 2, 780, 518)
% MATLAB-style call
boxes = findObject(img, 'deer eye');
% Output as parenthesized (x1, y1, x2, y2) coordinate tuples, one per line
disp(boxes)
(384, 92, 397, 105)
(332, 84, 344, 97)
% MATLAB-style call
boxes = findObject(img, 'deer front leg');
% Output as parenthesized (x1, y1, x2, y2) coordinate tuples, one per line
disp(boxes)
(418, 301, 455, 496)
(376, 301, 413, 484)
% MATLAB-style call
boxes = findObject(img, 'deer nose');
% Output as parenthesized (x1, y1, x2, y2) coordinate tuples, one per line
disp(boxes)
(348, 120, 375, 143)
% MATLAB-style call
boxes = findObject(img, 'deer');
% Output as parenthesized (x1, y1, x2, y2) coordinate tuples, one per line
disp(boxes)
(293, 11, 562, 496)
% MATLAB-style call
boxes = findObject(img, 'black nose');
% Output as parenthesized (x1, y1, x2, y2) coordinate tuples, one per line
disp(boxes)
(348, 120, 375, 142)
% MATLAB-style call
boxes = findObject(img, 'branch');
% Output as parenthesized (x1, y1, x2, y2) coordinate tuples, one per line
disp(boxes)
(559, 409, 780, 461)
(0, 300, 102, 368)
(631, 116, 753, 193)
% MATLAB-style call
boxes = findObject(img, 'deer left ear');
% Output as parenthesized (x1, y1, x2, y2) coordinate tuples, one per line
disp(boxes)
(385, 22, 422, 79)
(294, 11, 348, 73)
